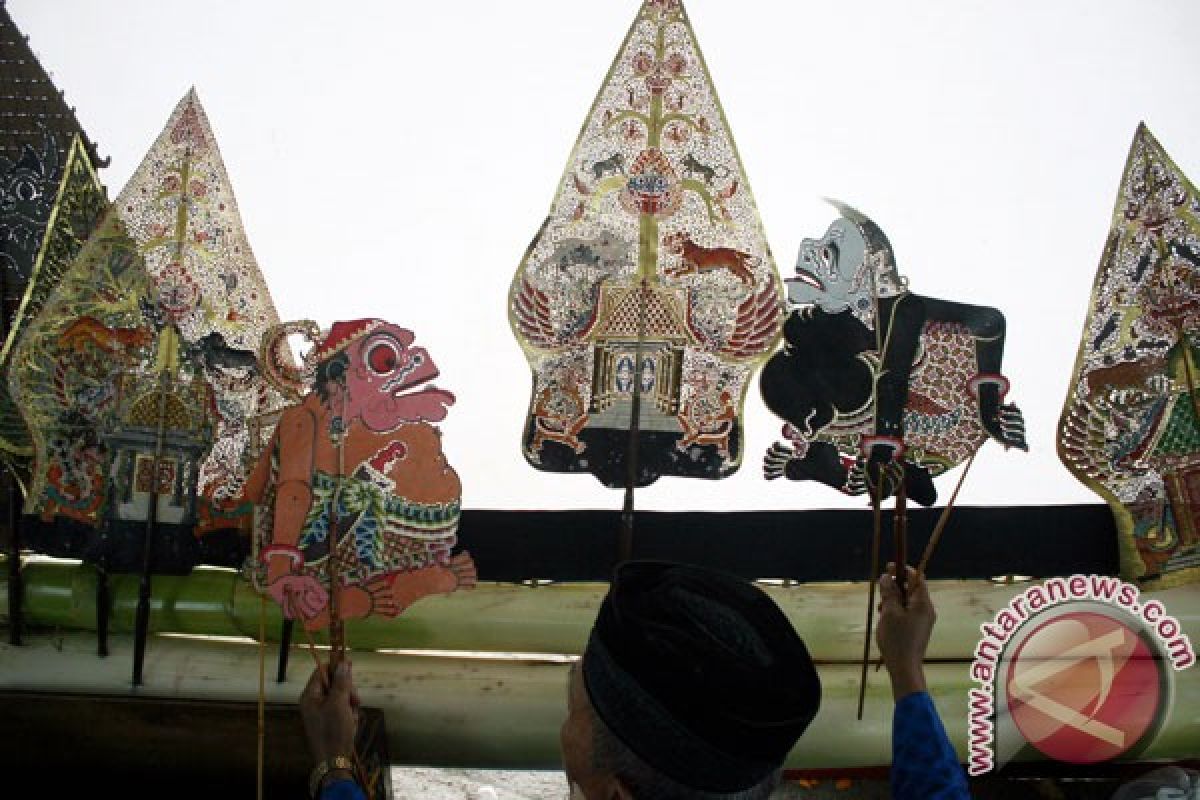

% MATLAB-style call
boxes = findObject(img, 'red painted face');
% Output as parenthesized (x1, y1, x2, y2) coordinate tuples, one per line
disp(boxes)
(345, 322, 455, 431)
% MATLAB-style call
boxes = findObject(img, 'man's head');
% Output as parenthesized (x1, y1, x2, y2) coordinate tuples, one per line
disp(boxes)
(561, 562, 822, 799)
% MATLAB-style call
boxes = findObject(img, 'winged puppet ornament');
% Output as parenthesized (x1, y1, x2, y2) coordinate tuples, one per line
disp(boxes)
(1059, 124, 1200, 589)
(508, 0, 782, 488)
(760, 202, 1029, 505)
(248, 318, 476, 630)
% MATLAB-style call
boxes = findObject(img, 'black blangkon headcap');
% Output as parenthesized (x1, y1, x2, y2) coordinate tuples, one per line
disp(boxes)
(582, 561, 822, 793)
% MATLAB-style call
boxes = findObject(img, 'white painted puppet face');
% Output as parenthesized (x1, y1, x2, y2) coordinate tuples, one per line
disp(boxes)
(786, 218, 871, 316)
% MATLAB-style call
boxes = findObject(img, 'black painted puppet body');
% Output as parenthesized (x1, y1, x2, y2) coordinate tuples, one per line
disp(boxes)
(760, 203, 1027, 504)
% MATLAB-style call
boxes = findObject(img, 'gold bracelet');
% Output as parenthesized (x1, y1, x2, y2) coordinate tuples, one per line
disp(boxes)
(309, 754, 355, 798)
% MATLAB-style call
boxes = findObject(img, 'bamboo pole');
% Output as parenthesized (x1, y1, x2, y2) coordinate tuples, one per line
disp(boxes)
(4, 557, 1199, 663)
(3, 630, 1199, 769)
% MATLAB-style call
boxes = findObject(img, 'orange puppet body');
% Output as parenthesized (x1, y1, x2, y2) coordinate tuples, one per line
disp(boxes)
(247, 319, 475, 629)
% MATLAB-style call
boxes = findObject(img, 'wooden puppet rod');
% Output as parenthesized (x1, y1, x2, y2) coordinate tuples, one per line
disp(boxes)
(4, 458, 20, 647)
(917, 449, 977, 575)
(618, 282, 650, 564)
(892, 471, 909, 606)
(132, 369, 171, 686)
(1, 273, 23, 647)
(856, 474, 886, 721)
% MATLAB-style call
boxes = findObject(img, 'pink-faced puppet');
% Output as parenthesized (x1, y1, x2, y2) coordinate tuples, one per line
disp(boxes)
(246, 318, 475, 631)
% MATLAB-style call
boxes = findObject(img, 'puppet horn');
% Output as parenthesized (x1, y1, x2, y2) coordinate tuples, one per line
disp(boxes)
(258, 320, 320, 401)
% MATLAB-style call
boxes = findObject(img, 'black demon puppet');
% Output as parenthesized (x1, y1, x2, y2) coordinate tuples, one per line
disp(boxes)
(760, 202, 1027, 505)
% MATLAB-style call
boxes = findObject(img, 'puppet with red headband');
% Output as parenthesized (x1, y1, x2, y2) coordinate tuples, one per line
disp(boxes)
(245, 318, 475, 629)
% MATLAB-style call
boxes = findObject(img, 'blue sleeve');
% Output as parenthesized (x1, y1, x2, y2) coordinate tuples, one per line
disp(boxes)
(320, 778, 367, 800)
(891, 691, 972, 799)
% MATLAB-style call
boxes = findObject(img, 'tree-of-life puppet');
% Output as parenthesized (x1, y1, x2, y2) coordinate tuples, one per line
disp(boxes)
(7, 90, 288, 569)
(249, 318, 476, 632)
(761, 202, 1028, 506)
(508, 0, 782, 490)
(1059, 124, 1200, 590)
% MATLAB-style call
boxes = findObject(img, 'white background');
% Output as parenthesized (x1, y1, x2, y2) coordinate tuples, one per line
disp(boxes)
(11, 0, 1200, 511)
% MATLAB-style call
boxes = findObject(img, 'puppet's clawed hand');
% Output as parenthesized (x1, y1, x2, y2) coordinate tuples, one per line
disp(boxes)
(763, 442, 795, 480)
(975, 379, 1029, 452)
(988, 403, 1029, 451)
(273, 575, 330, 621)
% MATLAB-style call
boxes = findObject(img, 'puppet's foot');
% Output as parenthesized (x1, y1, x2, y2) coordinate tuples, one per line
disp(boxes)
(368, 553, 477, 616)
(769, 441, 847, 488)
(848, 459, 937, 505)
(904, 462, 937, 507)
(448, 550, 478, 589)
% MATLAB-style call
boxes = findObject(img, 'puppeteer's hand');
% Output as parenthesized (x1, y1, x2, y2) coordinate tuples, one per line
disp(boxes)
(270, 573, 329, 620)
(300, 662, 361, 765)
(876, 563, 935, 701)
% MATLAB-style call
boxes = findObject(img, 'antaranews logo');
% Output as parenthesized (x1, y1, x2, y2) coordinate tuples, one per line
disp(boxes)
(967, 574, 1195, 775)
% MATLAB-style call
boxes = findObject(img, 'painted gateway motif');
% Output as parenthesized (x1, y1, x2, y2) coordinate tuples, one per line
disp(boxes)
(248, 319, 476, 629)
(508, 0, 782, 488)
(7, 91, 287, 554)
(1059, 124, 1200, 589)
(761, 204, 1028, 505)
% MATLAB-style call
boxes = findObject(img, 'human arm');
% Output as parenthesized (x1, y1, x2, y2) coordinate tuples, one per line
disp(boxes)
(300, 662, 365, 800)
(876, 565, 971, 799)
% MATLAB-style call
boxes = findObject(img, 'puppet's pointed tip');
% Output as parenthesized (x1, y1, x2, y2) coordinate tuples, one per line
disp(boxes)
(174, 86, 204, 114)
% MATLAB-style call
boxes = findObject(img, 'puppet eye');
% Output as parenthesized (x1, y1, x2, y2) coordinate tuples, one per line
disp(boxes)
(366, 341, 398, 374)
